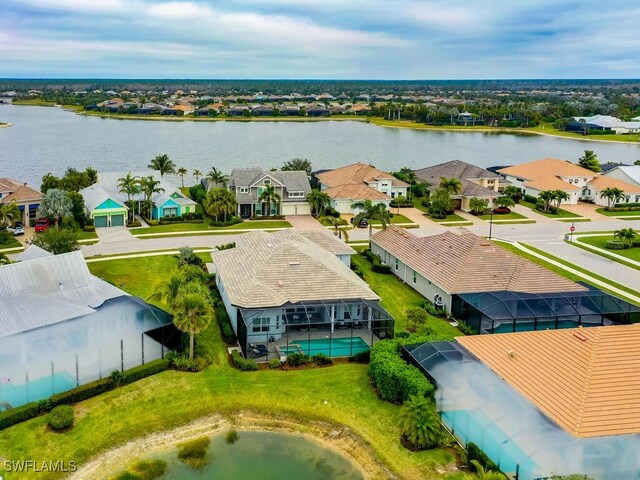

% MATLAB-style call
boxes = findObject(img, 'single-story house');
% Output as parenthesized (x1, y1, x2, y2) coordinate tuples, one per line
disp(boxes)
(499, 158, 640, 206)
(0, 249, 174, 409)
(227, 168, 311, 217)
(80, 184, 129, 227)
(0, 177, 43, 224)
(307, 105, 330, 117)
(567, 114, 640, 134)
(413, 160, 502, 211)
(405, 324, 640, 478)
(315, 162, 409, 214)
(210, 230, 393, 361)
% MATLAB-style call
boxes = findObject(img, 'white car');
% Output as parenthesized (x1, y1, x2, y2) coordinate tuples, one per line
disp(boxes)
(7, 222, 24, 235)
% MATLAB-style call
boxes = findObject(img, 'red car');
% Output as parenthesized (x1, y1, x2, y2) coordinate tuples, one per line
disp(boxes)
(34, 218, 51, 233)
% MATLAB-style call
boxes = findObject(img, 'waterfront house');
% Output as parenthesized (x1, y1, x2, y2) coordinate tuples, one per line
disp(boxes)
(412, 160, 501, 211)
(604, 165, 640, 189)
(566, 114, 640, 134)
(210, 230, 393, 361)
(0, 178, 43, 224)
(315, 162, 409, 214)
(227, 168, 311, 217)
(306, 104, 331, 117)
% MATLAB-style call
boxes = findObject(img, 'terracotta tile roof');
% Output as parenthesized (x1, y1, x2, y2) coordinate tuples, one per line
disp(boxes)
(587, 175, 640, 192)
(524, 175, 581, 191)
(0, 177, 22, 191)
(323, 184, 391, 201)
(316, 163, 397, 188)
(498, 158, 596, 180)
(456, 324, 640, 438)
(371, 227, 586, 294)
(0, 178, 43, 203)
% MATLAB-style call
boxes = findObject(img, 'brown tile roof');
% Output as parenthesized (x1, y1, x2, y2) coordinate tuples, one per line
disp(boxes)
(524, 175, 581, 191)
(456, 324, 640, 438)
(0, 179, 43, 203)
(316, 163, 398, 188)
(371, 227, 586, 294)
(587, 175, 640, 192)
(323, 183, 391, 201)
(0, 177, 22, 191)
(498, 158, 596, 180)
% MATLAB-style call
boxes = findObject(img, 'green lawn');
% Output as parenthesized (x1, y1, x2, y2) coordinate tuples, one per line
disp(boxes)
(576, 235, 640, 267)
(426, 213, 470, 224)
(411, 196, 429, 213)
(0, 236, 23, 249)
(0, 254, 464, 480)
(595, 208, 640, 218)
(76, 230, 99, 240)
(478, 211, 534, 223)
(519, 200, 583, 218)
(374, 213, 416, 225)
(130, 219, 292, 235)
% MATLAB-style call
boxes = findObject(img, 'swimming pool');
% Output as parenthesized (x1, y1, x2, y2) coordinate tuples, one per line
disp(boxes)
(0, 371, 76, 409)
(489, 320, 600, 334)
(290, 337, 369, 357)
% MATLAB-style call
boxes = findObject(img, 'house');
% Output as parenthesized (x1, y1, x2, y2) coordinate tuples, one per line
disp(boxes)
(567, 114, 640, 134)
(279, 104, 301, 116)
(604, 165, 640, 189)
(315, 163, 409, 214)
(499, 158, 640, 206)
(405, 324, 640, 478)
(371, 227, 637, 332)
(227, 168, 311, 217)
(0, 249, 174, 409)
(0, 178, 43, 224)
(80, 171, 197, 226)
(210, 230, 393, 361)
(412, 160, 501, 211)
(163, 104, 194, 116)
(251, 104, 274, 116)
(350, 103, 371, 114)
(227, 105, 250, 116)
(306, 104, 330, 117)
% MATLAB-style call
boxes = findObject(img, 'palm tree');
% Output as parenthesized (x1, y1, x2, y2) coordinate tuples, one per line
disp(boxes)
(37, 189, 73, 226)
(600, 187, 625, 208)
(258, 184, 281, 217)
(322, 216, 349, 241)
(494, 196, 515, 209)
(306, 190, 331, 217)
(351, 200, 391, 230)
(148, 154, 176, 177)
(118, 172, 140, 221)
(207, 167, 229, 186)
(468, 198, 489, 215)
(0, 200, 21, 227)
(578, 150, 601, 173)
(538, 190, 555, 212)
(463, 460, 507, 480)
(148, 272, 185, 310)
(203, 188, 237, 222)
(398, 394, 442, 450)
(614, 228, 637, 246)
(552, 189, 570, 209)
(439, 177, 462, 194)
(139, 176, 165, 220)
(177, 167, 188, 188)
(193, 169, 203, 183)
(173, 288, 214, 360)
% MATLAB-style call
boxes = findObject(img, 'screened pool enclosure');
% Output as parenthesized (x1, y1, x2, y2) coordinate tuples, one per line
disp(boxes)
(405, 342, 640, 480)
(237, 299, 394, 361)
(451, 289, 640, 334)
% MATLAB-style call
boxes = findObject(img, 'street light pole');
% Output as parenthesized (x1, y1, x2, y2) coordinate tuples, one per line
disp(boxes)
(488, 193, 494, 240)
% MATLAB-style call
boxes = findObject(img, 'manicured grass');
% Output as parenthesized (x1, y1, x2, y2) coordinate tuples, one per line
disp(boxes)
(477, 211, 534, 223)
(12, 98, 58, 106)
(0, 236, 23, 249)
(1, 255, 462, 480)
(411, 196, 429, 213)
(76, 230, 99, 240)
(576, 235, 640, 266)
(595, 208, 640, 218)
(373, 213, 415, 225)
(519, 200, 583, 218)
(426, 213, 468, 223)
(130, 219, 292, 235)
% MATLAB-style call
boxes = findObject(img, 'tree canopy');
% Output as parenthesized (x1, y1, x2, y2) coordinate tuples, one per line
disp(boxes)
(282, 158, 312, 176)
(578, 150, 601, 173)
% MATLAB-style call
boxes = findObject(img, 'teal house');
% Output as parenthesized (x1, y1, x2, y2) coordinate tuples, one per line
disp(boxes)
(80, 184, 129, 227)
(151, 191, 196, 220)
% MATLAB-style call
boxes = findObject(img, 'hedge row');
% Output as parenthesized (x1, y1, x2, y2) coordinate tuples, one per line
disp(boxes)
(216, 305, 236, 344)
(0, 359, 169, 431)
(231, 350, 258, 371)
(369, 340, 434, 403)
(209, 217, 243, 227)
(362, 249, 392, 274)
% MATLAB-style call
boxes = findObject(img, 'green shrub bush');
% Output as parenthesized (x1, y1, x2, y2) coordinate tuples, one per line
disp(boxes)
(0, 402, 40, 430)
(606, 240, 627, 250)
(169, 353, 209, 372)
(216, 306, 236, 344)
(310, 353, 333, 365)
(225, 430, 239, 445)
(372, 261, 392, 274)
(467, 442, 499, 473)
(231, 350, 258, 371)
(113, 459, 168, 480)
(147, 219, 159, 226)
(128, 220, 142, 227)
(523, 194, 537, 204)
(348, 350, 371, 363)
(83, 225, 96, 232)
(50, 377, 114, 407)
(286, 352, 309, 367)
(209, 217, 242, 227)
(48, 405, 74, 431)
(268, 358, 281, 369)
(122, 359, 170, 383)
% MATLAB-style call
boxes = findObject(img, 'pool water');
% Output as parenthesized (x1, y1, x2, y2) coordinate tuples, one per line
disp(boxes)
(291, 337, 369, 357)
(490, 320, 600, 334)
(0, 372, 76, 409)
(144, 430, 363, 480)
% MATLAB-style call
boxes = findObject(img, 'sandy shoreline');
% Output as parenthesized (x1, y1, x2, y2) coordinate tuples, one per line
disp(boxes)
(70, 412, 396, 480)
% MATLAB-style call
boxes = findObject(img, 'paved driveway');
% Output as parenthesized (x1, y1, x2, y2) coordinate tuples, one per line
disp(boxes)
(560, 202, 609, 221)
(285, 215, 326, 230)
(95, 226, 137, 243)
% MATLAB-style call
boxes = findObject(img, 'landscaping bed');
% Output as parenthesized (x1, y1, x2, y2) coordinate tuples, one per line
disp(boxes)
(425, 213, 471, 224)
(519, 200, 582, 219)
(576, 235, 640, 264)
(129, 219, 292, 235)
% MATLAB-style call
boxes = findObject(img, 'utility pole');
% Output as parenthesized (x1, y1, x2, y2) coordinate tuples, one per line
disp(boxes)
(488, 193, 494, 240)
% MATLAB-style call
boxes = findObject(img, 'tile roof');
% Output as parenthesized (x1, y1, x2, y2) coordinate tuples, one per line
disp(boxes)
(371, 227, 586, 294)
(456, 324, 640, 438)
(323, 184, 391, 201)
(498, 158, 596, 180)
(316, 162, 402, 188)
(414, 160, 501, 182)
(275, 229, 356, 256)
(587, 175, 640, 192)
(524, 175, 581, 192)
(212, 230, 378, 309)
(0, 184, 43, 203)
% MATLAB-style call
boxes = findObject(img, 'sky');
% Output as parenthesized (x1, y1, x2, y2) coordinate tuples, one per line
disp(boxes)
(2, 0, 640, 79)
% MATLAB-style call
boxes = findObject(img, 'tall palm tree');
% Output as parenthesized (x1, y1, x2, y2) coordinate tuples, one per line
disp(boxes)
(148, 154, 176, 177)
(614, 228, 637, 246)
(139, 176, 165, 220)
(306, 190, 331, 217)
(258, 184, 281, 217)
(398, 394, 442, 450)
(322, 216, 349, 241)
(118, 172, 140, 221)
(351, 200, 392, 230)
(439, 177, 462, 194)
(600, 187, 625, 208)
(463, 460, 507, 480)
(538, 190, 555, 212)
(193, 169, 203, 183)
(148, 272, 185, 310)
(207, 167, 229, 186)
(0, 200, 21, 227)
(173, 288, 214, 360)
(552, 189, 570, 209)
(177, 167, 188, 188)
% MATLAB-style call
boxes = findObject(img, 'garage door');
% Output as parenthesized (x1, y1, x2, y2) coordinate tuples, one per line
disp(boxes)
(111, 214, 125, 226)
(94, 216, 108, 227)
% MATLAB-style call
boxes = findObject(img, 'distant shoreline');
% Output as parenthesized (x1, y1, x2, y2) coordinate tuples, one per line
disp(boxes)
(0, 122, 13, 128)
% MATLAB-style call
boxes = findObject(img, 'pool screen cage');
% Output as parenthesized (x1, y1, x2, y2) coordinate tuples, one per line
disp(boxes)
(237, 298, 394, 361)
(451, 289, 640, 334)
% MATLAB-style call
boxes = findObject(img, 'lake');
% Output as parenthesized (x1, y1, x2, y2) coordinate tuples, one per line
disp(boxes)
(1, 104, 639, 187)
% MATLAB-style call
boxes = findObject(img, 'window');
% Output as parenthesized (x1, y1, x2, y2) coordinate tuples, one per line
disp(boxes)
(239, 187, 248, 193)
(163, 207, 178, 217)
(584, 178, 587, 182)
(413, 270, 417, 284)
(568, 179, 574, 184)
(391, 192, 396, 198)
(487, 179, 494, 185)
(252, 317, 269, 333)
(395, 258, 399, 270)
(381, 182, 388, 187)
(288, 191, 304, 198)
(264, 179, 271, 185)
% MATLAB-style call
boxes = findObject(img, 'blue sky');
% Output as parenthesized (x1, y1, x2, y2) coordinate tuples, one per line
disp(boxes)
(2, 0, 639, 79)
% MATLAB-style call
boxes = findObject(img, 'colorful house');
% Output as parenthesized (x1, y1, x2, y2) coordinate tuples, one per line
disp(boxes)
(0, 178, 43, 224)
(80, 184, 128, 227)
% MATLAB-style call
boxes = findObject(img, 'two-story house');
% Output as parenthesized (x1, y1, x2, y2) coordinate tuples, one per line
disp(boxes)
(228, 168, 312, 218)
(0, 178, 43, 224)
(315, 162, 409, 214)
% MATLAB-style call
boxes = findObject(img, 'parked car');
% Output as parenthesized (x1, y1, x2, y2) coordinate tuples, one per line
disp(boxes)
(7, 222, 24, 235)
(34, 218, 51, 233)
(350, 217, 369, 228)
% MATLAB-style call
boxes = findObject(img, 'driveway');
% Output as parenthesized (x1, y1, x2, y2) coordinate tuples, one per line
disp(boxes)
(95, 226, 137, 244)
(560, 202, 609, 221)
(285, 215, 326, 231)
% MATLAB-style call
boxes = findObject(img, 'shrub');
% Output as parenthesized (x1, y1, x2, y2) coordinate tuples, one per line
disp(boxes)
(268, 358, 282, 369)
(170, 353, 209, 372)
(147, 220, 159, 226)
(350, 263, 363, 278)
(128, 220, 142, 228)
(216, 306, 236, 344)
(83, 225, 96, 232)
(310, 353, 333, 365)
(395, 331, 411, 339)
(48, 405, 74, 431)
(225, 429, 239, 445)
(0, 402, 40, 430)
(178, 436, 211, 470)
(121, 359, 169, 384)
(209, 217, 243, 227)
(372, 262, 392, 274)
(369, 341, 434, 403)
(399, 394, 442, 450)
(456, 321, 478, 335)
(606, 240, 626, 250)
(215, 242, 236, 251)
(523, 194, 537, 204)
(111, 369, 125, 386)
(348, 350, 371, 363)
(113, 459, 168, 480)
(231, 350, 258, 371)
(467, 442, 499, 473)
(286, 352, 309, 367)
(50, 377, 114, 407)
(189, 184, 207, 203)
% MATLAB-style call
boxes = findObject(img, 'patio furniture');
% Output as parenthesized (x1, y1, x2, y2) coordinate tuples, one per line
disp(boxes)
(249, 343, 269, 357)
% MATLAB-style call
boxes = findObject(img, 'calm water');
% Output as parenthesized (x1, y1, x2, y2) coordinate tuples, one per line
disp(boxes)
(2, 104, 640, 186)
(140, 430, 363, 480)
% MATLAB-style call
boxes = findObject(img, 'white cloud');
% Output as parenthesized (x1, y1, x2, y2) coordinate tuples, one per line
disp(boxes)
(14, 0, 126, 13)
(148, 1, 212, 19)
